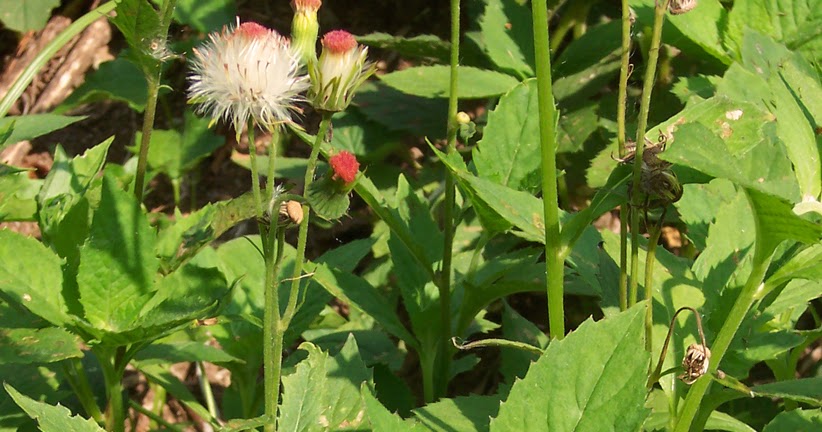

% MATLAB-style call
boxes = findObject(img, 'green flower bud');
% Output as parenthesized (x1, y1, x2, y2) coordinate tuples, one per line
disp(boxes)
(290, 0, 322, 64)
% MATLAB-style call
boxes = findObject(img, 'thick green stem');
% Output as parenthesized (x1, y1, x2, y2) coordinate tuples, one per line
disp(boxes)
(532, 0, 564, 339)
(0, 2, 117, 119)
(673, 250, 772, 431)
(263, 227, 285, 432)
(62, 359, 104, 425)
(433, 0, 461, 400)
(284, 114, 332, 323)
(100, 348, 126, 432)
(133, 0, 178, 202)
(617, 0, 632, 312)
(629, 0, 668, 307)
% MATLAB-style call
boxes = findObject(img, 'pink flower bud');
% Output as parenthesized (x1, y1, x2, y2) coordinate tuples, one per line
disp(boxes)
(329, 151, 360, 184)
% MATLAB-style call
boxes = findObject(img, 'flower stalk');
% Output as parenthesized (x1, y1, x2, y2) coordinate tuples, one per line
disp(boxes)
(617, 0, 633, 312)
(134, 0, 178, 202)
(532, 0, 564, 339)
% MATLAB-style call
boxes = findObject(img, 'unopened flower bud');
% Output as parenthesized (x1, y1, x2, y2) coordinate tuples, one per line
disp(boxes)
(456, 112, 471, 125)
(279, 200, 304, 226)
(329, 150, 360, 185)
(290, 0, 321, 64)
(309, 30, 375, 112)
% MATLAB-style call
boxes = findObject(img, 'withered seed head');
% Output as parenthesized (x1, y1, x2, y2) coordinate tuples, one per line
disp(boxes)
(679, 343, 711, 385)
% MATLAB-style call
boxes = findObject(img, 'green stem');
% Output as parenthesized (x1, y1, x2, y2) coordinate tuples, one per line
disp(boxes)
(532, 0, 564, 340)
(283, 114, 331, 324)
(433, 0, 462, 400)
(644, 209, 666, 357)
(0, 2, 117, 119)
(150, 382, 166, 430)
(263, 227, 285, 432)
(100, 348, 126, 432)
(246, 122, 265, 239)
(128, 400, 183, 432)
(196, 362, 219, 420)
(619, 211, 629, 311)
(266, 129, 280, 200)
(617, 0, 632, 312)
(629, 0, 668, 307)
(62, 359, 104, 425)
(133, 0, 178, 202)
(673, 214, 773, 430)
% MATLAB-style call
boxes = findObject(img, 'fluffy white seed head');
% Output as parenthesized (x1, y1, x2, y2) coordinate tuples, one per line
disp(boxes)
(188, 21, 309, 135)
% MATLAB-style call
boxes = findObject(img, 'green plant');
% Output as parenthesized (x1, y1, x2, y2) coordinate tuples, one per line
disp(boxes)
(0, 0, 820, 431)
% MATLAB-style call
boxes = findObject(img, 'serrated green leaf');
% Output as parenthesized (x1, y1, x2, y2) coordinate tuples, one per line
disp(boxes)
(321, 335, 372, 430)
(4, 383, 103, 432)
(0, 327, 83, 365)
(0, 0, 61, 32)
(490, 304, 649, 432)
(278, 343, 328, 432)
(661, 122, 799, 202)
(357, 33, 449, 62)
(764, 242, 822, 293)
(0, 230, 70, 326)
(0, 165, 41, 222)
(726, 0, 822, 62)
(77, 174, 159, 334)
(671, 75, 721, 105)
(109, 0, 162, 72)
(473, 79, 549, 193)
(59, 58, 148, 113)
(329, 110, 400, 161)
(751, 378, 822, 406)
(413, 394, 500, 432)
(674, 179, 738, 250)
(746, 188, 822, 255)
(631, 0, 732, 65)
(380, 65, 519, 99)
(0, 115, 85, 149)
(362, 384, 423, 432)
(477, 0, 534, 78)
(762, 408, 822, 431)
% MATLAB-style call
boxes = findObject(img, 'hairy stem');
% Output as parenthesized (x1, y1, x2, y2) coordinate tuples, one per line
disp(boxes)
(284, 114, 332, 323)
(263, 227, 285, 432)
(617, 0, 632, 311)
(532, 0, 564, 339)
(100, 348, 126, 432)
(629, 0, 668, 307)
(133, 0, 178, 202)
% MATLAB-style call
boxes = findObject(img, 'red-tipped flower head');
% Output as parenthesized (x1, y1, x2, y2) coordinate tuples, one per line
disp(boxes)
(329, 151, 360, 184)
(309, 30, 374, 112)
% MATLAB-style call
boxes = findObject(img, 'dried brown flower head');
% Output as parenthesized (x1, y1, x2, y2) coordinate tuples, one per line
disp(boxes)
(679, 343, 711, 385)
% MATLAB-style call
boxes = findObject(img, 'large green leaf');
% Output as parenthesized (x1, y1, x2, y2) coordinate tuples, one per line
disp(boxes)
(110, 0, 162, 72)
(661, 122, 799, 202)
(77, 174, 159, 334)
(357, 33, 450, 62)
(490, 304, 649, 432)
(362, 384, 424, 432)
(763, 242, 822, 294)
(0, 115, 85, 150)
(0, 230, 70, 326)
(329, 110, 400, 161)
(58, 59, 148, 113)
(0, 0, 61, 32)
(499, 303, 548, 384)
(631, 0, 732, 65)
(477, 0, 534, 79)
(762, 408, 822, 431)
(172, 0, 235, 32)
(413, 394, 500, 432)
(0, 164, 41, 222)
(553, 20, 622, 102)
(353, 82, 448, 139)
(726, 0, 822, 62)
(473, 79, 550, 194)
(4, 383, 103, 432)
(0, 328, 83, 365)
(134, 340, 243, 364)
(250, 334, 378, 430)
(380, 65, 519, 99)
